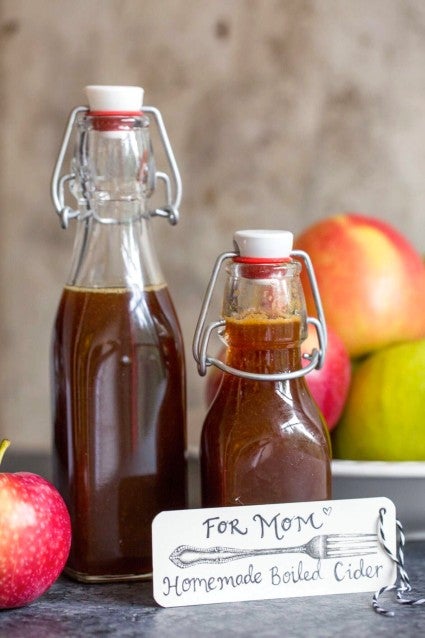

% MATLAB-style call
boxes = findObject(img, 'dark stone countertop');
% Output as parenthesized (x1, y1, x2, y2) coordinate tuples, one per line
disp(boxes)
(1, 453, 425, 637)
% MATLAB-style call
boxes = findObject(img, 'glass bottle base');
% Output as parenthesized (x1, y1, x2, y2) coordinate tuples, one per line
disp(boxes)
(64, 566, 152, 583)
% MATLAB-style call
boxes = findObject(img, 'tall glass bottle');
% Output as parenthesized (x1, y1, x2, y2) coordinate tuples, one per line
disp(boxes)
(51, 86, 186, 582)
(194, 230, 331, 508)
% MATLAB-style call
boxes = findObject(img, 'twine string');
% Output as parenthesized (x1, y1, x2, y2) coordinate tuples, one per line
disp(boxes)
(372, 507, 425, 616)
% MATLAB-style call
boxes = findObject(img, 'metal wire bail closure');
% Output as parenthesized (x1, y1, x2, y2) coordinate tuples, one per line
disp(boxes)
(50, 104, 182, 228)
(192, 249, 327, 382)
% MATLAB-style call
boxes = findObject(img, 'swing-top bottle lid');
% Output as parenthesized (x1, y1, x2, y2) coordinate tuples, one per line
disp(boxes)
(86, 85, 144, 112)
(233, 230, 293, 260)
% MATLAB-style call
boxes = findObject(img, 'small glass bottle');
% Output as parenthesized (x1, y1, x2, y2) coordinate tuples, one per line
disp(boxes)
(194, 230, 331, 508)
(51, 86, 186, 582)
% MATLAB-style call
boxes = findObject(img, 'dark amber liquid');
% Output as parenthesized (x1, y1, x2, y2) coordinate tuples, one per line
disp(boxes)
(201, 314, 331, 507)
(52, 285, 186, 581)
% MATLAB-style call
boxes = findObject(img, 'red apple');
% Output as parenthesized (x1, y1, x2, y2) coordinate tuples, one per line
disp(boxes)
(302, 323, 351, 430)
(0, 439, 71, 609)
(294, 213, 425, 357)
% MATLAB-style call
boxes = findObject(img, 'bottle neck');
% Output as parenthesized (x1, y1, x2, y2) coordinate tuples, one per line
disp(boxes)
(72, 112, 154, 212)
(221, 260, 308, 375)
(66, 113, 164, 290)
(223, 314, 303, 374)
(67, 213, 164, 289)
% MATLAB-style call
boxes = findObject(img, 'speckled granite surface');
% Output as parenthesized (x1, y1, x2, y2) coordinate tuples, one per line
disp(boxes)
(2, 454, 425, 636)
(1, 543, 425, 638)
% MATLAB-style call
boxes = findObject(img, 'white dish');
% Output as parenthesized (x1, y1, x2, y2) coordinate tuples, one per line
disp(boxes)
(332, 460, 425, 539)
(188, 450, 425, 539)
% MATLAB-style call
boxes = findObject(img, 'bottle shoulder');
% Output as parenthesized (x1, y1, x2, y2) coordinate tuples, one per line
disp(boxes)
(203, 376, 326, 436)
(53, 284, 183, 347)
(66, 217, 165, 289)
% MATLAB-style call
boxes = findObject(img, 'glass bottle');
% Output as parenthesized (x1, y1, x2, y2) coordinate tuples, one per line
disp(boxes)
(194, 230, 331, 508)
(51, 86, 186, 582)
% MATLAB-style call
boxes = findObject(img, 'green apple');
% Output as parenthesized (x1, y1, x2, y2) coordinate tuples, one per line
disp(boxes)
(332, 339, 425, 460)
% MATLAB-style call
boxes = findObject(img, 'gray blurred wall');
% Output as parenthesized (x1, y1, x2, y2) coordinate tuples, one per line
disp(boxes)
(1, 0, 424, 451)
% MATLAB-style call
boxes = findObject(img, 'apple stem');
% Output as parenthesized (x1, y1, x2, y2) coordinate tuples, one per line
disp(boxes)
(0, 439, 11, 466)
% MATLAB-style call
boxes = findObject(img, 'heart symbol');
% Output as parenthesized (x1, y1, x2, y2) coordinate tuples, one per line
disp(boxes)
(323, 507, 332, 516)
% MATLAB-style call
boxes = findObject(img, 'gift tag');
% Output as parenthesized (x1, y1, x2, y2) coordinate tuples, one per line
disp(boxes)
(152, 497, 396, 608)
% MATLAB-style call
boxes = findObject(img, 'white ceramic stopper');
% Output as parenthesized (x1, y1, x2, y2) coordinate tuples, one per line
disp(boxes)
(85, 85, 144, 111)
(233, 230, 294, 259)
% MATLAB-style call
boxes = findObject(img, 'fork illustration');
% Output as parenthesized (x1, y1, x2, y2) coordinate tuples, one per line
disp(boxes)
(169, 533, 378, 568)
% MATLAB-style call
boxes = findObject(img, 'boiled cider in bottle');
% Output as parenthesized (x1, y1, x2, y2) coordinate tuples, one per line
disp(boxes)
(51, 86, 186, 582)
(194, 230, 331, 508)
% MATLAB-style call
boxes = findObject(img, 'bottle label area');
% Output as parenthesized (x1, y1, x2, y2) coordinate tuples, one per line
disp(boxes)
(152, 497, 396, 608)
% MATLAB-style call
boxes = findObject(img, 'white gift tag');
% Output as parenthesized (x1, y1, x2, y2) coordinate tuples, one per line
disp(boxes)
(152, 497, 396, 608)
